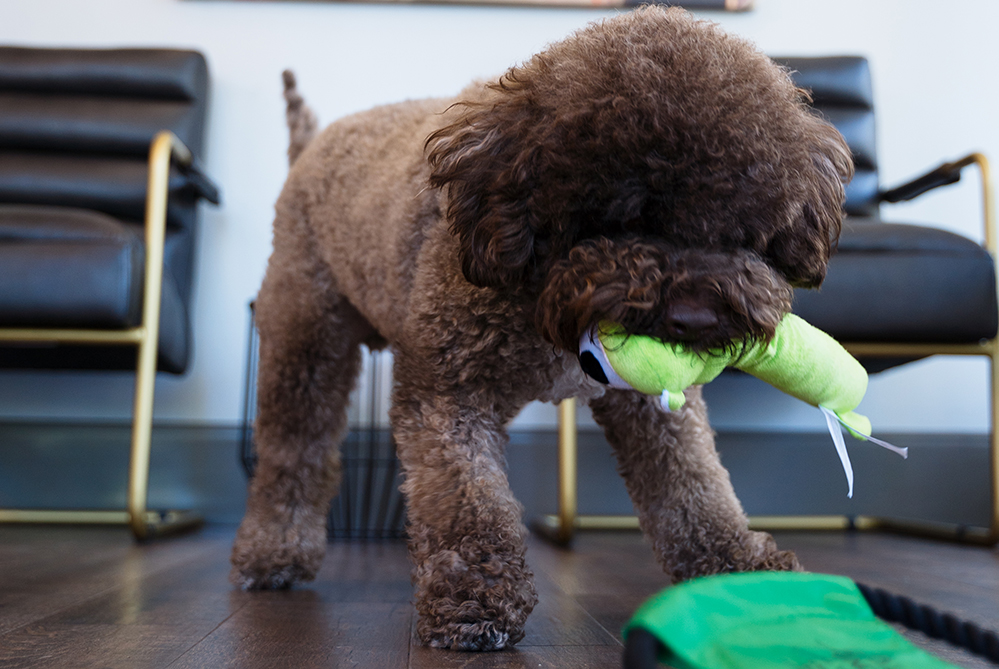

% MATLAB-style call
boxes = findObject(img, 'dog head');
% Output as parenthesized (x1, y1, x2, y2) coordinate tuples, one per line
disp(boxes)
(427, 7, 852, 355)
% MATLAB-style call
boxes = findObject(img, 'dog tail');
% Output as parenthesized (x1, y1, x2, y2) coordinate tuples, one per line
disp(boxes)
(282, 70, 318, 166)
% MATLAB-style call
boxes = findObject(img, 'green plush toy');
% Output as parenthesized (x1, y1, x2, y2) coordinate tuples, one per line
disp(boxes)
(578, 313, 907, 497)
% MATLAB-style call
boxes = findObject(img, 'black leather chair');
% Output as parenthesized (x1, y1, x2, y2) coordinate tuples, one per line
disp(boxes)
(544, 57, 999, 546)
(0, 47, 219, 539)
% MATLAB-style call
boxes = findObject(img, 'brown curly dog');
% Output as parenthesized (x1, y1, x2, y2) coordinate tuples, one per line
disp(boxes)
(231, 6, 852, 651)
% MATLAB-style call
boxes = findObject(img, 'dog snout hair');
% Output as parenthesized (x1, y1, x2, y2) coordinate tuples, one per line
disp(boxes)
(536, 237, 792, 355)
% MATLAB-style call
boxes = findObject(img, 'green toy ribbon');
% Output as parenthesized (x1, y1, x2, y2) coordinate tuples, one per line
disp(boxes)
(580, 314, 907, 497)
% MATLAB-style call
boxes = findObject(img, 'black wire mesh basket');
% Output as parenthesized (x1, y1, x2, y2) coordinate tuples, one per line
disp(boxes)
(240, 302, 407, 540)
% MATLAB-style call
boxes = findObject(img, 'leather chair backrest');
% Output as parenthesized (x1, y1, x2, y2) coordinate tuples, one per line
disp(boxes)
(0, 47, 209, 302)
(775, 57, 879, 218)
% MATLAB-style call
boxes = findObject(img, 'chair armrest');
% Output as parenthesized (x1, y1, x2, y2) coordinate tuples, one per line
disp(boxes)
(879, 160, 964, 203)
(879, 153, 985, 203)
(880, 152, 995, 256)
(153, 131, 220, 205)
(178, 161, 221, 205)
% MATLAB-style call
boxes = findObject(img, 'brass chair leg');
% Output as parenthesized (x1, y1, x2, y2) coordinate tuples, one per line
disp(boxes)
(991, 344, 999, 541)
(990, 345, 999, 541)
(535, 398, 578, 545)
(540, 346, 999, 546)
(126, 314, 200, 540)
(126, 131, 203, 541)
(0, 132, 203, 540)
(861, 344, 997, 544)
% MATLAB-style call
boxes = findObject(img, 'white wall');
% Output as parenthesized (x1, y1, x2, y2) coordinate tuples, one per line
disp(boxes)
(1, 0, 996, 434)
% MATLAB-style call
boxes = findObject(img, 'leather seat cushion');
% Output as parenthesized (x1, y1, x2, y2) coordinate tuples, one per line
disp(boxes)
(793, 218, 999, 343)
(0, 151, 203, 304)
(0, 204, 189, 372)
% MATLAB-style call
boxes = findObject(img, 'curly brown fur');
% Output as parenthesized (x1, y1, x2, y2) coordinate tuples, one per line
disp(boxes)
(536, 238, 793, 355)
(233, 6, 849, 652)
(282, 70, 318, 166)
(426, 9, 851, 296)
(590, 386, 801, 580)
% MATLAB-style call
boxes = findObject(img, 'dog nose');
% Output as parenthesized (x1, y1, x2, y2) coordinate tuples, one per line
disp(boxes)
(665, 304, 719, 340)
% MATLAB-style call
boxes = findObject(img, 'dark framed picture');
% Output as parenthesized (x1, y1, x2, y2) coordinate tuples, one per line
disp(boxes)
(233, 0, 753, 9)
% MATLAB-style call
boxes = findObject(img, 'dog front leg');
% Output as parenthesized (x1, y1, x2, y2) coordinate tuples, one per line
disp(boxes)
(590, 386, 800, 582)
(390, 373, 537, 651)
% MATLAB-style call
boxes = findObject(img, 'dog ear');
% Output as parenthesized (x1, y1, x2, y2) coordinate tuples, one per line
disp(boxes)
(426, 89, 540, 289)
(766, 118, 853, 288)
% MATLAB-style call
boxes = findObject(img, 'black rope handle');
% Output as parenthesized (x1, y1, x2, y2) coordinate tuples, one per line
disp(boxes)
(623, 582, 999, 668)
(856, 582, 999, 665)
(623, 628, 665, 669)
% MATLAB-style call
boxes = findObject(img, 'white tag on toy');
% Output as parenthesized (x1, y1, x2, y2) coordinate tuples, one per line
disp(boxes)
(819, 406, 907, 498)
(820, 406, 855, 498)
(860, 433, 908, 459)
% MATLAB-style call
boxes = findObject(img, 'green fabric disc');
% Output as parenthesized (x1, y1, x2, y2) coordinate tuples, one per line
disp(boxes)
(624, 572, 959, 669)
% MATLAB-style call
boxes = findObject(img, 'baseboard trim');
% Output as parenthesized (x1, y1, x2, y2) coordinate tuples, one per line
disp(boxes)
(0, 422, 989, 527)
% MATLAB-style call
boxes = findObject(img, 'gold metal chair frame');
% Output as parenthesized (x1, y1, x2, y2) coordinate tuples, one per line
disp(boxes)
(0, 131, 204, 540)
(539, 153, 999, 547)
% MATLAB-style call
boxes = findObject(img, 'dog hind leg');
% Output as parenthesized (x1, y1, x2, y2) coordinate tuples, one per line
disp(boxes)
(590, 386, 800, 582)
(230, 212, 372, 590)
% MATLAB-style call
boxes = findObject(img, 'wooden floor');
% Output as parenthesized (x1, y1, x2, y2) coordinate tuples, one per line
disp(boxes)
(0, 526, 996, 668)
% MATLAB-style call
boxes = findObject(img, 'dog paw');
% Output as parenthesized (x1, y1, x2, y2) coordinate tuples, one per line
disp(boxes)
(230, 559, 317, 590)
(747, 530, 802, 572)
(424, 620, 514, 652)
(229, 512, 327, 590)
(413, 549, 538, 651)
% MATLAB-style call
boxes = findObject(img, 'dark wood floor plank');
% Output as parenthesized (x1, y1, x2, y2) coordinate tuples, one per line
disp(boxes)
(780, 531, 999, 628)
(41, 547, 234, 626)
(0, 527, 233, 637)
(0, 621, 226, 669)
(527, 533, 671, 600)
(0, 528, 242, 668)
(512, 544, 619, 648)
(170, 599, 411, 668)
(519, 587, 621, 648)
(572, 593, 645, 646)
(895, 629, 998, 669)
(308, 540, 415, 603)
(169, 539, 415, 668)
(409, 644, 623, 669)
(0, 526, 995, 668)
(0, 527, 149, 629)
(529, 533, 672, 647)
